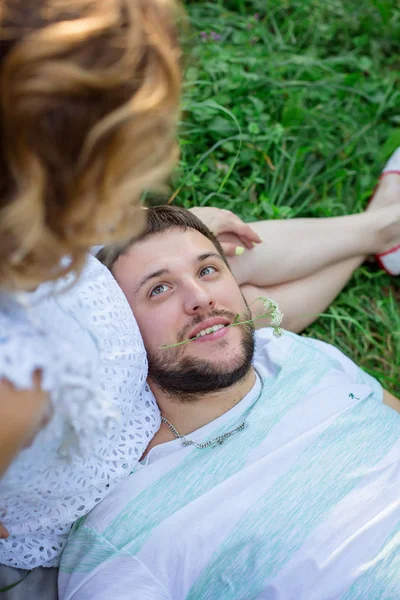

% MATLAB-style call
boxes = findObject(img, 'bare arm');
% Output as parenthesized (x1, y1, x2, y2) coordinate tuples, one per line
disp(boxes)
(383, 389, 400, 414)
(0, 372, 49, 478)
(0, 376, 49, 539)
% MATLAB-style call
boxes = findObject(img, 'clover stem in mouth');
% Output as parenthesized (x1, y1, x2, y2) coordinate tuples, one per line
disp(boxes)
(160, 297, 284, 349)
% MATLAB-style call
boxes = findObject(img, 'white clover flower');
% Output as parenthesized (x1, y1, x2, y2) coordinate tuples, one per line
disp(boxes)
(271, 308, 283, 327)
(260, 297, 284, 337)
(261, 296, 283, 327)
(273, 326, 284, 338)
(262, 297, 276, 312)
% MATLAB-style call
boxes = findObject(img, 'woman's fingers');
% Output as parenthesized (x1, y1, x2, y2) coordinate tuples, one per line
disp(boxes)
(0, 523, 9, 539)
(189, 207, 262, 249)
(223, 219, 261, 248)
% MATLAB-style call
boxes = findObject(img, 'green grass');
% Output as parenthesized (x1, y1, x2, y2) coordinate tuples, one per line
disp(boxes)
(170, 0, 400, 394)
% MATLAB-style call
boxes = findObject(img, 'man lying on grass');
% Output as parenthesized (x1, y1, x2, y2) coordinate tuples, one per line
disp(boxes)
(59, 206, 400, 600)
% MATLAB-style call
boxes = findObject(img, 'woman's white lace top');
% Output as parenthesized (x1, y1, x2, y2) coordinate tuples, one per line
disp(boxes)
(0, 255, 160, 569)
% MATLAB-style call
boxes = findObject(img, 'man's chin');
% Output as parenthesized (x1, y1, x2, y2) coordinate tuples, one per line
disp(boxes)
(148, 320, 255, 398)
(188, 356, 246, 377)
(147, 353, 253, 398)
(184, 338, 230, 358)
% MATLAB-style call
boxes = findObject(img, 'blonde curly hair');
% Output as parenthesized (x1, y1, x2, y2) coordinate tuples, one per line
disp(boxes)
(0, 0, 182, 290)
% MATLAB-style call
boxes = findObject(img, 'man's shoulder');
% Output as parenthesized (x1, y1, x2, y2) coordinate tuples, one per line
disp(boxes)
(254, 328, 350, 368)
(254, 328, 320, 365)
(253, 328, 383, 407)
(253, 328, 358, 380)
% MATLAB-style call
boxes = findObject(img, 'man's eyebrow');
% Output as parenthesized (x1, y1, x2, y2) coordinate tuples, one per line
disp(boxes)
(197, 252, 224, 263)
(134, 253, 224, 295)
(134, 268, 170, 295)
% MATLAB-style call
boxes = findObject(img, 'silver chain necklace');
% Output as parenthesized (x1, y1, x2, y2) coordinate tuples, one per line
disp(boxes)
(161, 370, 263, 450)
(161, 416, 246, 449)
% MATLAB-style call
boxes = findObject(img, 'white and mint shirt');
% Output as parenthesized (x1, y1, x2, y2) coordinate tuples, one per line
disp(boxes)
(59, 329, 400, 600)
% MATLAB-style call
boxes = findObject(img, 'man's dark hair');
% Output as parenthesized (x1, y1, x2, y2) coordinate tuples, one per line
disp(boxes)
(96, 205, 228, 271)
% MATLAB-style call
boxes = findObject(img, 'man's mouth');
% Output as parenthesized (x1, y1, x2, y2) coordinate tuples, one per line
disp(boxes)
(190, 323, 227, 339)
(161, 314, 238, 349)
(187, 316, 232, 341)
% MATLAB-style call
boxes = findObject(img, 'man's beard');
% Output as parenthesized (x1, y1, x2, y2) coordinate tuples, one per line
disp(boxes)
(147, 308, 255, 401)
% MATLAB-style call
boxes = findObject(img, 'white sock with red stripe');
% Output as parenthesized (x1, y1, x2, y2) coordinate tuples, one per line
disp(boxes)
(376, 148, 400, 275)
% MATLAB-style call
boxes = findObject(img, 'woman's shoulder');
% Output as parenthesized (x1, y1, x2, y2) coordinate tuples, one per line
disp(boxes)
(0, 255, 145, 391)
(0, 292, 63, 391)
(0, 254, 153, 455)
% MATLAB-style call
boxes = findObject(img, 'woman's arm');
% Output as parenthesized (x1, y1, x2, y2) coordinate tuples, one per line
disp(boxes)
(0, 375, 49, 537)
(0, 372, 50, 478)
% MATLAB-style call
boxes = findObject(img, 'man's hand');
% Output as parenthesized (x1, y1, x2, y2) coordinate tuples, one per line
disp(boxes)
(188, 207, 262, 257)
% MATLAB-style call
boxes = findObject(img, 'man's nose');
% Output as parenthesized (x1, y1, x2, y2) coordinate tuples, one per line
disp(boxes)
(183, 281, 216, 315)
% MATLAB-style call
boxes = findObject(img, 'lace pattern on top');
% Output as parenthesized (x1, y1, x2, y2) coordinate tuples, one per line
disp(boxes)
(0, 255, 160, 568)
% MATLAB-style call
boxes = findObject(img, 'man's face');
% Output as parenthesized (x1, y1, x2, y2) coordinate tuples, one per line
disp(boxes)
(113, 227, 254, 397)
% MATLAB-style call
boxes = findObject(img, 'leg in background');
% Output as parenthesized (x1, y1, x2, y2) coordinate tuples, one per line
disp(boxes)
(220, 170, 400, 332)
(241, 255, 363, 334)
(224, 208, 399, 288)
(223, 172, 400, 289)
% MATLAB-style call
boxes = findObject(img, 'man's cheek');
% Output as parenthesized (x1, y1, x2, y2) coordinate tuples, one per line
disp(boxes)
(144, 324, 167, 351)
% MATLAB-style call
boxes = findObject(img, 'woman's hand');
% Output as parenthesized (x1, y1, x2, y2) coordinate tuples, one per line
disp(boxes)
(188, 207, 262, 256)
(0, 523, 9, 539)
(0, 371, 50, 479)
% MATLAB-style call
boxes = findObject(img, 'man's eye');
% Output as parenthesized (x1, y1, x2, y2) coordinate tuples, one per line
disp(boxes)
(199, 266, 217, 277)
(150, 284, 169, 297)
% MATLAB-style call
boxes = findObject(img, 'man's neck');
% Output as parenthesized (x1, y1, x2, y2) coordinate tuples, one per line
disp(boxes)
(149, 367, 257, 436)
